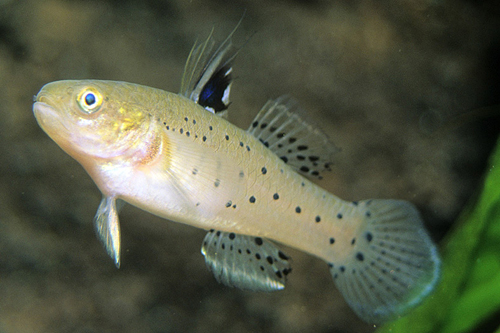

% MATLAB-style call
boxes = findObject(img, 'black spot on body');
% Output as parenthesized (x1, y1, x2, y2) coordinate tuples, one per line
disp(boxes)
(225, 201, 232, 208)
(351, 238, 356, 245)
(202, 136, 207, 142)
(366, 232, 373, 242)
(229, 233, 235, 240)
(329, 237, 335, 244)
(337, 213, 343, 219)
(273, 193, 279, 200)
(255, 237, 263, 245)
(356, 252, 364, 261)
(179, 128, 184, 134)
(266, 256, 273, 264)
(209, 126, 213, 131)
(366, 211, 371, 217)
(214, 179, 220, 187)
(280, 156, 288, 163)
(216, 231, 221, 236)
(276, 271, 283, 279)
(278, 251, 289, 260)
(315, 215, 321, 223)
(340, 266, 345, 273)
(184, 117, 188, 122)
(261, 167, 267, 174)
(239, 141, 244, 147)
(300, 166, 309, 173)
(295, 206, 301, 213)
(252, 121, 258, 128)
(289, 138, 296, 143)
(297, 155, 305, 161)
(249, 196, 256, 203)
(255, 253, 261, 260)
(297, 145, 308, 151)
(225, 135, 229, 140)
(260, 123, 267, 129)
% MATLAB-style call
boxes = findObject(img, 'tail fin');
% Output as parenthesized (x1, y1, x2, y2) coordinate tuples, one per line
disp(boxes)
(329, 199, 440, 324)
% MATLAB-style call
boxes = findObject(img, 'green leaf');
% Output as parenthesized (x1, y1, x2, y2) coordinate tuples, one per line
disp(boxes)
(376, 137, 500, 333)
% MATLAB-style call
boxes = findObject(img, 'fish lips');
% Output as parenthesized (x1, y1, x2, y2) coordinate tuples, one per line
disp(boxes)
(33, 101, 70, 140)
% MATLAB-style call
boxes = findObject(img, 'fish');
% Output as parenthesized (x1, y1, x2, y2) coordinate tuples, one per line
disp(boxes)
(32, 24, 440, 324)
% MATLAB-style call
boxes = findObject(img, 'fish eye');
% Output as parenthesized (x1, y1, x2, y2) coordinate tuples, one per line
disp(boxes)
(77, 88, 103, 113)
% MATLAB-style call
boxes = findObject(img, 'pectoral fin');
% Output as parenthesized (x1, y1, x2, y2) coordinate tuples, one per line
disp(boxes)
(201, 230, 292, 292)
(94, 196, 122, 267)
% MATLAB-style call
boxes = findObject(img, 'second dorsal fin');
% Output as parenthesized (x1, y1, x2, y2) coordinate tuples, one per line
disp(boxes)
(247, 96, 339, 179)
(179, 21, 242, 118)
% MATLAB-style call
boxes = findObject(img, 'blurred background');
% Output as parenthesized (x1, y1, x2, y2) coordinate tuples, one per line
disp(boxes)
(0, 0, 499, 332)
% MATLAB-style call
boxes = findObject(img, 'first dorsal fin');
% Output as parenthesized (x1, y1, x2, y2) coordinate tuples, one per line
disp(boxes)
(247, 96, 339, 179)
(179, 20, 242, 118)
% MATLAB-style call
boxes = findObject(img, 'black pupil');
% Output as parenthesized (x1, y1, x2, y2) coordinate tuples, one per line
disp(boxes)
(85, 93, 96, 106)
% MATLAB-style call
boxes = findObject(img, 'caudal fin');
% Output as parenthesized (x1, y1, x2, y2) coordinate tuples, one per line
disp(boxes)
(329, 199, 440, 324)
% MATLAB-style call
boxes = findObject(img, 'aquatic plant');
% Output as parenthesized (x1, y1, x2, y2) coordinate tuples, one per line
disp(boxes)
(377, 137, 500, 333)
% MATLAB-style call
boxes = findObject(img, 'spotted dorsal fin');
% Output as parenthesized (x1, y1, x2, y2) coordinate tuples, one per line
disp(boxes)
(201, 230, 292, 291)
(179, 21, 242, 118)
(247, 96, 339, 179)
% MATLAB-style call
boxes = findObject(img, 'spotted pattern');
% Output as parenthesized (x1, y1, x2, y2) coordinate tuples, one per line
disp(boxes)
(201, 230, 292, 291)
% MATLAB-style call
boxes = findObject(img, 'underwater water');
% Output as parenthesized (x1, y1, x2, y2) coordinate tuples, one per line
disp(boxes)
(1, 0, 499, 332)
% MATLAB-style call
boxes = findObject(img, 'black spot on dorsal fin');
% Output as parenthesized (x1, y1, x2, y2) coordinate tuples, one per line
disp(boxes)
(179, 18, 244, 118)
(247, 95, 339, 179)
(197, 64, 232, 113)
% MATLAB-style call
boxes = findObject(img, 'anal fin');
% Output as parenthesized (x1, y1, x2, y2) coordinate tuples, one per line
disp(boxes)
(201, 230, 292, 292)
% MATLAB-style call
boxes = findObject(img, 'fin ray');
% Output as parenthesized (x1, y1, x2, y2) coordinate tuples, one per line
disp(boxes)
(247, 96, 338, 178)
(201, 230, 292, 292)
(329, 199, 440, 323)
(94, 196, 121, 267)
(179, 20, 243, 117)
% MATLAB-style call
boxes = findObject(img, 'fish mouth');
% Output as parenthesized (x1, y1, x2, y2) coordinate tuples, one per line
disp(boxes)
(33, 100, 69, 137)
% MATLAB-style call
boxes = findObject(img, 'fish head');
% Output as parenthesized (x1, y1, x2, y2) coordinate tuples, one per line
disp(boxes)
(33, 80, 153, 164)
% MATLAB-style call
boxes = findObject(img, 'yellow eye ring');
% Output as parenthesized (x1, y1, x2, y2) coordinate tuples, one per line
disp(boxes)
(77, 88, 103, 113)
